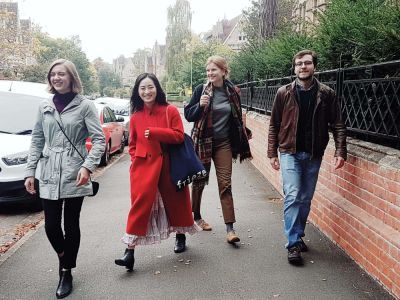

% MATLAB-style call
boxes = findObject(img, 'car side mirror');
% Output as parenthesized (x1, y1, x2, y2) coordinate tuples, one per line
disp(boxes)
(116, 116, 124, 122)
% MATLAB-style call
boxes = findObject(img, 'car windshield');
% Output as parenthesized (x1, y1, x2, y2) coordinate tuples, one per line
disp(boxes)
(0, 91, 47, 134)
(94, 98, 130, 116)
(112, 106, 129, 116)
(0, 80, 49, 98)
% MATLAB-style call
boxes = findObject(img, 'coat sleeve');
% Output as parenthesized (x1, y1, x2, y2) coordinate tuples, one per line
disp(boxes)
(148, 105, 184, 144)
(328, 90, 347, 160)
(82, 101, 106, 172)
(128, 114, 137, 159)
(267, 87, 285, 158)
(184, 84, 204, 122)
(25, 105, 46, 178)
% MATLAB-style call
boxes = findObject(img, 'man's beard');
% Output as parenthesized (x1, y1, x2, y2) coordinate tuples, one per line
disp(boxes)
(298, 74, 313, 81)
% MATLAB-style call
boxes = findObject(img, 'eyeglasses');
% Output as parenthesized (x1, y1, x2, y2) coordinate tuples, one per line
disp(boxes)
(294, 61, 313, 67)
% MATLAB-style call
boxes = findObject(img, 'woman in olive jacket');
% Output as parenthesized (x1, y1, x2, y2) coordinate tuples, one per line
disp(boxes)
(25, 59, 105, 299)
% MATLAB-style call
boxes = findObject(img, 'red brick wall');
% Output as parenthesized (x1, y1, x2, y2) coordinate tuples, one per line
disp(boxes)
(245, 111, 400, 298)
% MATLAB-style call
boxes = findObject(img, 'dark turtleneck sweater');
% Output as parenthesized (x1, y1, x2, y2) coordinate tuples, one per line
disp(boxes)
(53, 91, 76, 113)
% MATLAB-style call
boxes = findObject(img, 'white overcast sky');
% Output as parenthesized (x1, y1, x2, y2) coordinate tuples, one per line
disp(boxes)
(17, 0, 250, 63)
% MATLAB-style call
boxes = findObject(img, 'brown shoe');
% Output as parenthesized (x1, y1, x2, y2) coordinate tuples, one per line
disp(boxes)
(226, 230, 240, 244)
(196, 219, 212, 231)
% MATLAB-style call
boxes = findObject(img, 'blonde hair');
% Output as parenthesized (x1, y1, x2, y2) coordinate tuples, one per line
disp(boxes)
(206, 55, 230, 79)
(47, 59, 83, 94)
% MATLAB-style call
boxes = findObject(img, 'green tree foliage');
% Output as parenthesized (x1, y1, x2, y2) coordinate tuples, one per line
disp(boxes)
(314, 0, 400, 69)
(231, 0, 399, 82)
(176, 37, 235, 89)
(19, 64, 47, 83)
(165, 0, 192, 80)
(112, 87, 131, 99)
(230, 32, 313, 82)
(98, 68, 122, 97)
(242, 0, 261, 44)
(132, 49, 149, 75)
(19, 32, 97, 94)
(93, 57, 122, 97)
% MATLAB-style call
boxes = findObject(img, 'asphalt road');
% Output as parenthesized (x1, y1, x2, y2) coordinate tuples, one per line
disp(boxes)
(0, 151, 394, 299)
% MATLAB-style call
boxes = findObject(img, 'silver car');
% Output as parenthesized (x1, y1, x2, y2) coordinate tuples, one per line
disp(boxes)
(94, 97, 130, 145)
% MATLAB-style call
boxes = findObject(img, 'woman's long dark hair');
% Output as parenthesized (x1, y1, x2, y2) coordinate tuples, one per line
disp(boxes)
(130, 73, 167, 113)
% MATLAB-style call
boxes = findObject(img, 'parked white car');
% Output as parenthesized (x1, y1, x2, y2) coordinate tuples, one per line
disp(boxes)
(0, 81, 49, 210)
(94, 97, 130, 145)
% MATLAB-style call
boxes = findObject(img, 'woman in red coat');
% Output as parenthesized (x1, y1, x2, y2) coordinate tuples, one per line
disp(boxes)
(115, 73, 200, 271)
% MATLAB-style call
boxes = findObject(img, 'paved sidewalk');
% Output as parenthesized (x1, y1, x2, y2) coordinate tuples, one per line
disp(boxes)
(0, 152, 123, 260)
(0, 151, 394, 299)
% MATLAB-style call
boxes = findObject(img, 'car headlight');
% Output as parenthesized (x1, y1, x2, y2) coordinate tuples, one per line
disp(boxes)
(2, 151, 29, 166)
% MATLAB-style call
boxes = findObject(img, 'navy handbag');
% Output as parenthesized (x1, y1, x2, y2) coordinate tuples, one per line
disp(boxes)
(166, 106, 206, 191)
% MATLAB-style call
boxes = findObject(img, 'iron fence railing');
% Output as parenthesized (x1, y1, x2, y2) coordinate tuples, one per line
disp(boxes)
(237, 60, 400, 150)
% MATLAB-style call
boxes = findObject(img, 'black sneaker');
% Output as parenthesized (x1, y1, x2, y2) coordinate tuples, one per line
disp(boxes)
(299, 238, 308, 252)
(287, 245, 302, 265)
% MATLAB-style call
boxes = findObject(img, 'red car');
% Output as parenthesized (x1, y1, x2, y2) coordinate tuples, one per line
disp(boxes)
(86, 103, 125, 166)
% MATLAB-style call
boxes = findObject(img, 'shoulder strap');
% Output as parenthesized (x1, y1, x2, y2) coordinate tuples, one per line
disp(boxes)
(201, 84, 207, 95)
(54, 118, 85, 161)
(54, 119, 94, 182)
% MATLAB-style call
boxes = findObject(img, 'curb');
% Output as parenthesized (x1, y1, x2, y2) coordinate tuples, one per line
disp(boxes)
(0, 220, 44, 267)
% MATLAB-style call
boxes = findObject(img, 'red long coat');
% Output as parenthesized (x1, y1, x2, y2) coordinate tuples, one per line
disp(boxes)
(126, 103, 194, 236)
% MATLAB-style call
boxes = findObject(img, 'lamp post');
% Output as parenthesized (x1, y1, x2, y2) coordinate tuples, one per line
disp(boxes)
(190, 56, 193, 92)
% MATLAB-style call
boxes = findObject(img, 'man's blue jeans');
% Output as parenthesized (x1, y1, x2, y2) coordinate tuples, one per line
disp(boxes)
(280, 152, 322, 249)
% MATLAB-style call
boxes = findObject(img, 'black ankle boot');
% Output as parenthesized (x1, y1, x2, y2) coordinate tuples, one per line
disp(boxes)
(174, 234, 186, 253)
(115, 248, 135, 271)
(56, 269, 73, 299)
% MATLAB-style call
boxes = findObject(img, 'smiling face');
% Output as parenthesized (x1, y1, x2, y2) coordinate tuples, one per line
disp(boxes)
(294, 54, 316, 82)
(49, 64, 72, 94)
(138, 77, 157, 107)
(206, 62, 226, 87)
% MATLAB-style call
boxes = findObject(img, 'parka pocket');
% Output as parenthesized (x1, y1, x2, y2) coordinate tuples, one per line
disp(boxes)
(39, 156, 51, 182)
(64, 156, 83, 181)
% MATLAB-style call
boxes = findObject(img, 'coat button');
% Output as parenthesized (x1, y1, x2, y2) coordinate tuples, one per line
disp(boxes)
(148, 154, 152, 158)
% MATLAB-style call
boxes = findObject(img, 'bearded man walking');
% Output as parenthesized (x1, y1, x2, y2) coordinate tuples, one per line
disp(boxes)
(268, 50, 347, 264)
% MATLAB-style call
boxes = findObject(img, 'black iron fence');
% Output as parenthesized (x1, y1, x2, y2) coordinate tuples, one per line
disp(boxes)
(238, 60, 400, 150)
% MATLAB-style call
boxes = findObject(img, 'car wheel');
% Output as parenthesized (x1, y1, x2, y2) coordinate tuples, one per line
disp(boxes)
(28, 196, 43, 212)
(100, 142, 111, 166)
(124, 132, 129, 145)
(118, 135, 125, 153)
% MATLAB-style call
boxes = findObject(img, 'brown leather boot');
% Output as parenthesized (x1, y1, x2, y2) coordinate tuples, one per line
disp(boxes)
(226, 230, 240, 244)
